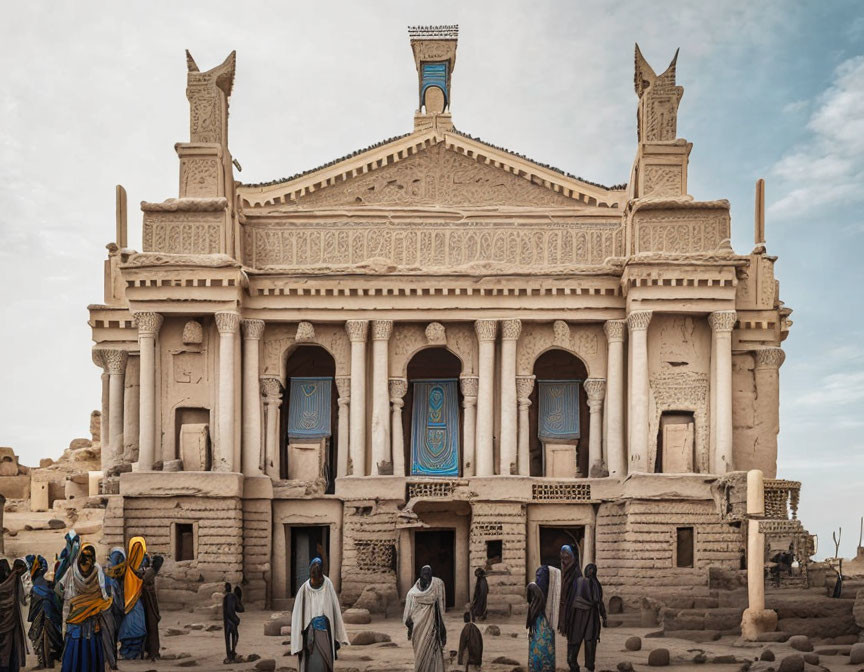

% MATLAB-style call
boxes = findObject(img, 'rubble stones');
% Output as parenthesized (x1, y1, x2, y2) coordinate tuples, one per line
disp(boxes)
(761, 649, 776, 661)
(801, 653, 818, 665)
(625, 636, 642, 651)
(850, 643, 864, 665)
(617, 664, 635, 672)
(756, 632, 790, 642)
(350, 631, 391, 646)
(491, 657, 520, 665)
(788, 636, 813, 652)
(777, 654, 804, 672)
(647, 648, 670, 666)
(343, 608, 372, 624)
(254, 660, 276, 671)
(663, 629, 722, 642)
(484, 625, 501, 636)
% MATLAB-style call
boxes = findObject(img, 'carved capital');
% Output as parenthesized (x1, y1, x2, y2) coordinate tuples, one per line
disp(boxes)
(133, 312, 164, 337)
(501, 319, 522, 341)
(627, 310, 653, 332)
(709, 310, 738, 333)
(345, 320, 369, 343)
(335, 376, 351, 400)
(389, 378, 408, 401)
(215, 311, 240, 334)
(260, 376, 283, 401)
(94, 349, 128, 375)
(474, 319, 498, 342)
(241, 319, 265, 340)
(295, 321, 315, 343)
(604, 319, 627, 343)
(372, 320, 393, 341)
(584, 378, 607, 403)
(459, 375, 479, 399)
(425, 322, 446, 345)
(516, 375, 536, 401)
(754, 347, 785, 370)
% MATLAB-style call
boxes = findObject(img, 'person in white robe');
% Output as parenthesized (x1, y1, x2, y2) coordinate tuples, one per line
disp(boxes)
(290, 558, 349, 672)
(403, 565, 447, 672)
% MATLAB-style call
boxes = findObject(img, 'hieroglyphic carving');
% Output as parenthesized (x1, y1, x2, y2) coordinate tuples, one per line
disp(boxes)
(634, 211, 730, 255)
(246, 218, 623, 271)
(643, 165, 681, 197)
(293, 143, 577, 208)
(142, 211, 221, 254)
(648, 370, 709, 472)
(181, 158, 220, 197)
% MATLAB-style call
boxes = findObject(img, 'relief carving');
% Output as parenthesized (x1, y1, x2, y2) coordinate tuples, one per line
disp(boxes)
(643, 165, 681, 197)
(390, 322, 475, 377)
(516, 323, 605, 377)
(186, 50, 235, 145)
(635, 45, 683, 143)
(173, 352, 204, 384)
(142, 211, 222, 254)
(634, 210, 729, 255)
(181, 158, 220, 198)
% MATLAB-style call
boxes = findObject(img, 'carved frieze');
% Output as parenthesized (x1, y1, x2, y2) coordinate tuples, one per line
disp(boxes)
(633, 209, 730, 256)
(142, 211, 222, 255)
(643, 165, 682, 197)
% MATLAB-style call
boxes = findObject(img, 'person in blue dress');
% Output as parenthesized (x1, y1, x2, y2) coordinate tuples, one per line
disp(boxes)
(526, 582, 555, 672)
(101, 548, 127, 669)
(26, 554, 64, 669)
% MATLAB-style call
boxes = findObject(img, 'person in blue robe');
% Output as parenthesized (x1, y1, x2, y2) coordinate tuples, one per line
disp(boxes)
(26, 555, 63, 669)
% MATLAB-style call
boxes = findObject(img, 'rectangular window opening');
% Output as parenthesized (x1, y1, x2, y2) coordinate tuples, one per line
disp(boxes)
(175, 523, 195, 561)
(676, 526, 695, 568)
(486, 539, 503, 564)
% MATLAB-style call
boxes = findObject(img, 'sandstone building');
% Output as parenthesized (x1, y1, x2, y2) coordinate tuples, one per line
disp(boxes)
(87, 27, 803, 611)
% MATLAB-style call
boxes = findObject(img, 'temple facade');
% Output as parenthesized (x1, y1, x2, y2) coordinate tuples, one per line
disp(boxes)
(88, 27, 802, 612)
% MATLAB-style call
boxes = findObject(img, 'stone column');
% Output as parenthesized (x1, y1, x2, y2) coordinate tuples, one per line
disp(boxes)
(241, 320, 265, 476)
(516, 375, 536, 476)
(389, 378, 408, 477)
(215, 311, 240, 472)
(499, 319, 521, 475)
(335, 376, 351, 478)
(584, 378, 606, 477)
(474, 320, 498, 476)
(709, 311, 737, 474)
(346, 320, 369, 476)
(261, 377, 283, 479)
(460, 376, 478, 476)
(603, 320, 627, 477)
(741, 469, 778, 639)
(627, 310, 652, 473)
(583, 524, 596, 567)
(123, 356, 140, 464)
(754, 348, 785, 478)
(371, 320, 393, 475)
(133, 312, 163, 471)
(94, 349, 128, 473)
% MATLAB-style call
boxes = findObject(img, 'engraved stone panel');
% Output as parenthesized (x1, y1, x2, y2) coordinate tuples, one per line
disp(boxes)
(143, 211, 222, 254)
(634, 209, 730, 255)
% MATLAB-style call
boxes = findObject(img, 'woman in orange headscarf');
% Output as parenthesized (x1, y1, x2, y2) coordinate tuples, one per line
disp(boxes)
(118, 537, 147, 660)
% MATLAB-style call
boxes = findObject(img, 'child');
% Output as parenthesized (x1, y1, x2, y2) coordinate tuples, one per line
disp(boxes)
(457, 611, 483, 672)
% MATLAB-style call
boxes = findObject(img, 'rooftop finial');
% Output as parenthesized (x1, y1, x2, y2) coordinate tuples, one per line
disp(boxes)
(409, 24, 458, 132)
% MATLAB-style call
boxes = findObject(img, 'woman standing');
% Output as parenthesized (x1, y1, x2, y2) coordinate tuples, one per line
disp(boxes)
(0, 559, 27, 672)
(102, 548, 127, 669)
(526, 582, 554, 672)
(118, 537, 147, 659)
(140, 555, 164, 661)
(56, 543, 113, 672)
(26, 555, 64, 669)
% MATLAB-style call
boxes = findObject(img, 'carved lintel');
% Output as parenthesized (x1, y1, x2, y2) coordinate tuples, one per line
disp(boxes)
(627, 310, 653, 332)
(708, 310, 737, 333)
(754, 347, 785, 370)
(474, 319, 497, 342)
(603, 319, 626, 343)
(133, 312, 164, 337)
(215, 311, 240, 334)
(241, 319, 265, 340)
(345, 320, 369, 343)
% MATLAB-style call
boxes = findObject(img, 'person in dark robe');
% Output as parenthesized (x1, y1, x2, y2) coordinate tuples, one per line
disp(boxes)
(557, 544, 584, 672)
(457, 612, 482, 671)
(526, 582, 554, 672)
(0, 559, 28, 672)
(222, 583, 244, 663)
(26, 555, 63, 670)
(403, 565, 447, 672)
(54, 531, 81, 586)
(470, 568, 488, 621)
(140, 555, 164, 661)
(831, 559, 844, 598)
(102, 548, 127, 670)
(290, 558, 349, 672)
(118, 536, 147, 659)
(566, 564, 607, 672)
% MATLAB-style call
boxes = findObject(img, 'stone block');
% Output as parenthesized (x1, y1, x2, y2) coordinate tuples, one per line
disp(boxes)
(264, 615, 292, 636)
(776, 616, 858, 637)
(853, 588, 864, 629)
(647, 648, 670, 666)
(788, 635, 812, 652)
(850, 643, 864, 665)
(777, 654, 803, 672)
(0, 475, 31, 500)
(624, 636, 641, 651)
(350, 631, 391, 646)
(760, 649, 775, 661)
(704, 608, 744, 631)
(179, 423, 210, 471)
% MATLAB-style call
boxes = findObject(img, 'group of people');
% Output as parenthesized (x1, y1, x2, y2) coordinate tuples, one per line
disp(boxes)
(0, 532, 163, 672)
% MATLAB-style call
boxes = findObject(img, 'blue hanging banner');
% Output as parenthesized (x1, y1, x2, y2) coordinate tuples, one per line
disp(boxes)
(421, 62, 449, 106)
(538, 380, 581, 441)
(410, 379, 460, 476)
(287, 377, 332, 440)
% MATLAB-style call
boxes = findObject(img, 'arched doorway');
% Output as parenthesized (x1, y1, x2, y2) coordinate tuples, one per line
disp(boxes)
(280, 345, 337, 492)
(529, 349, 590, 477)
(403, 348, 463, 476)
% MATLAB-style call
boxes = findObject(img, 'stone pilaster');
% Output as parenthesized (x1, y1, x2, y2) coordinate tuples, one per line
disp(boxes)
(133, 312, 164, 471)
(335, 376, 351, 478)
(345, 320, 369, 476)
(753, 347, 785, 478)
(474, 320, 497, 476)
(603, 320, 626, 477)
(389, 378, 408, 477)
(371, 320, 393, 475)
(214, 311, 240, 472)
(709, 310, 737, 474)
(241, 319, 265, 476)
(516, 375, 536, 476)
(261, 377, 283, 479)
(584, 378, 606, 477)
(460, 376, 478, 476)
(627, 310, 652, 473)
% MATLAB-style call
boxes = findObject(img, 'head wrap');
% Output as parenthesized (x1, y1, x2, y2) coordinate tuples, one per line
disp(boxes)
(526, 582, 546, 637)
(67, 543, 112, 624)
(535, 565, 550, 598)
(310, 557, 323, 570)
(124, 536, 146, 613)
(54, 530, 81, 583)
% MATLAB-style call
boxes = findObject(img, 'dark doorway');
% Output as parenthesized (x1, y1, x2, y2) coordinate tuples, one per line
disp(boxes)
(676, 527, 695, 568)
(539, 525, 585, 568)
(414, 529, 455, 608)
(289, 525, 330, 596)
(174, 523, 195, 561)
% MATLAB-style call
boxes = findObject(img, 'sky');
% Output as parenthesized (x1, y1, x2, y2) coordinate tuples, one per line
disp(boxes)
(1, 1, 862, 558)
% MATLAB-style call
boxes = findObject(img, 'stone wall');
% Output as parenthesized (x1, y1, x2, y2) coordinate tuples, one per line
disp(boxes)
(596, 499, 744, 603)
(341, 498, 401, 605)
(469, 501, 526, 615)
(242, 498, 272, 606)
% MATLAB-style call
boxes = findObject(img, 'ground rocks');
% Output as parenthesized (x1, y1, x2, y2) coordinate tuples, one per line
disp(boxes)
(491, 657, 519, 665)
(616, 663, 634, 672)
(756, 632, 790, 642)
(777, 654, 804, 672)
(850, 642, 864, 665)
(761, 649, 776, 661)
(854, 589, 864, 628)
(663, 629, 721, 642)
(788, 635, 813, 652)
(254, 660, 276, 671)
(264, 615, 291, 636)
(647, 648, 670, 666)
(343, 608, 372, 624)
(350, 631, 391, 646)
(484, 625, 501, 636)
(624, 636, 641, 651)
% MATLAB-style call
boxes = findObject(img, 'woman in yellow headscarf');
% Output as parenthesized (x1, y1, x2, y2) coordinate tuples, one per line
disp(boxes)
(118, 537, 147, 660)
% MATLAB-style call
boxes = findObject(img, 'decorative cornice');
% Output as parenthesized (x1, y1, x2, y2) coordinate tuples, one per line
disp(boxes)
(133, 312, 164, 337)
(372, 320, 394, 341)
(604, 319, 627, 343)
(474, 319, 498, 342)
(295, 321, 315, 343)
(501, 319, 522, 341)
(516, 374, 536, 400)
(345, 320, 369, 343)
(389, 378, 408, 400)
(459, 375, 479, 398)
(708, 310, 737, 333)
(627, 310, 653, 332)
(241, 319, 265, 340)
(425, 322, 446, 345)
(584, 378, 607, 402)
(215, 311, 240, 334)
(754, 347, 785, 370)
(140, 197, 228, 212)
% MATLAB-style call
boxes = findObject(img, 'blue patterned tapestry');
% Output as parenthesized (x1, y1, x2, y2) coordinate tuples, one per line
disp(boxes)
(410, 379, 459, 476)
(421, 62, 449, 106)
(288, 377, 332, 439)
(538, 380, 581, 441)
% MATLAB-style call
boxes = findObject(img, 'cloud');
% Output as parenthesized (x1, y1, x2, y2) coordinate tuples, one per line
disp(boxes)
(769, 55, 864, 217)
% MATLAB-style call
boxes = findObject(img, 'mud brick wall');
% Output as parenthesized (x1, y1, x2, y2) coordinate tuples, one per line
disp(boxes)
(122, 495, 244, 585)
(470, 502, 527, 615)
(596, 499, 744, 603)
(242, 498, 272, 607)
(101, 495, 125, 552)
(340, 499, 400, 605)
